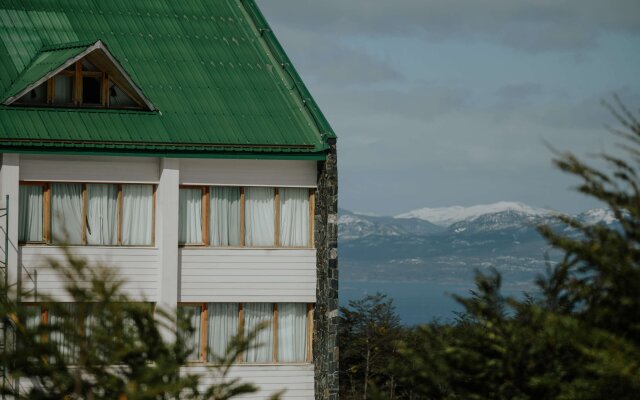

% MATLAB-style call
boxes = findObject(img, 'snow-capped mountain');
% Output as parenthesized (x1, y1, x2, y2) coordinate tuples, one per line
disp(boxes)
(339, 209, 442, 240)
(395, 201, 554, 227)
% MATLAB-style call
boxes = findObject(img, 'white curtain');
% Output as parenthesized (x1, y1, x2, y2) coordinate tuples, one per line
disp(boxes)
(51, 183, 83, 245)
(207, 303, 239, 361)
(122, 184, 153, 245)
(49, 303, 79, 364)
(245, 187, 275, 247)
(244, 303, 273, 362)
(279, 188, 310, 247)
(86, 184, 118, 245)
(18, 185, 43, 242)
(210, 187, 241, 246)
(179, 188, 203, 244)
(277, 303, 308, 362)
(24, 305, 41, 331)
(179, 306, 201, 361)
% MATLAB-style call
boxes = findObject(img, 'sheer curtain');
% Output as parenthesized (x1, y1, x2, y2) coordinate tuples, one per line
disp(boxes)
(122, 184, 153, 245)
(179, 188, 202, 244)
(51, 183, 83, 244)
(244, 187, 275, 247)
(210, 187, 240, 246)
(49, 303, 79, 364)
(279, 188, 309, 247)
(18, 185, 43, 242)
(207, 303, 239, 361)
(179, 306, 201, 361)
(244, 303, 273, 362)
(86, 184, 118, 245)
(277, 303, 308, 362)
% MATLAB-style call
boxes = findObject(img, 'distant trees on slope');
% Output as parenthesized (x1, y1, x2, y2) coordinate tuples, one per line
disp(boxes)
(339, 99, 640, 400)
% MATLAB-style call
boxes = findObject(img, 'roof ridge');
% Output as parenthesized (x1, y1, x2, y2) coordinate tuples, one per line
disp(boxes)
(40, 40, 97, 52)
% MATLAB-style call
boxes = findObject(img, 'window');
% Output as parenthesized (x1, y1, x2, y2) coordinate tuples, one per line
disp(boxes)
(178, 303, 312, 364)
(181, 186, 315, 248)
(18, 182, 155, 246)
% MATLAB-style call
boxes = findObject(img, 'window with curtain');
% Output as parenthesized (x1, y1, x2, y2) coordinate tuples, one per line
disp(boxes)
(207, 303, 239, 361)
(86, 184, 118, 245)
(210, 187, 241, 246)
(279, 188, 310, 247)
(178, 305, 202, 361)
(18, 185, 44, 242)
(244, 187, 275, 247)
(179, 188, 203, 244)
(51, 183, 83, 245)
(49, 303, 81, 364)
(277, 303, 308, 362)
(244, 303, 274, 362)
(122, 184, 153, 246)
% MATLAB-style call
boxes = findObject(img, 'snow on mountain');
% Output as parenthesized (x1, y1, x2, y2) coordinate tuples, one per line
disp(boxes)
(576, 208, 617, 225)
(395, 201, 554, 227)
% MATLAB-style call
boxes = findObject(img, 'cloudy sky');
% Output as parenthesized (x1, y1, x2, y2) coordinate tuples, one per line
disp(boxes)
(256, 0, 640, 215)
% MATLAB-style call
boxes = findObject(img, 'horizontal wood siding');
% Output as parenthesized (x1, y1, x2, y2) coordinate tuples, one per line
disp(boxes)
(180, 159, 317, 188)
(19, 246, 159, 301)
(19, 154, 160, 183)
(183, 364, 314, 400)
(179, 249, 316, 303)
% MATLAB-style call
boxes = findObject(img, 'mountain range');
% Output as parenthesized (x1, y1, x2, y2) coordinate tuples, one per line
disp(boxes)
(339, 202, 617, 288)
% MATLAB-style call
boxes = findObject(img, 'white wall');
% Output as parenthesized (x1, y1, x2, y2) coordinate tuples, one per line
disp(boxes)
(179, 248, 316, 303)
(19, 246, 159, 301)
(184, 364, 314, 400)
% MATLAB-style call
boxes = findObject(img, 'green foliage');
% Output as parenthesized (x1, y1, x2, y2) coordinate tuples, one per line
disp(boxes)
(0, 248, 271, 400)
(340, 100, 640, 399)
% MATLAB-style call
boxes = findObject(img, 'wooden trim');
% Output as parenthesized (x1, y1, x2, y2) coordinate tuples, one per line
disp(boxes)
(81, 184, 87, 244)
(117, 184, 123, 245)
(238, 303, 245, 363)
(82, 71, 102, 78)
(46, 78, 54, 104)
(273, 303, 278, 362)
(239, 187, 245, 247)
(43, 183, 51, 243)
(60, 70, 75, 77)
(41, 306, 49, 344)
(274, 188, 280, 247)
(101, 73, 109, 107)
(202, 187, 210, 245)
(151, 185, 157, 246)
(309, 189, 315, 248)
(307, 304, 314, 362)
(200, 304, 209, 362)
(74, 61, 82, 105)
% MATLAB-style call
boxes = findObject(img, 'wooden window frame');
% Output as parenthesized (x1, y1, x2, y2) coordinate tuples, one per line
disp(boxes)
(177, 302, 314, 365)
(18, 181, 156, 247)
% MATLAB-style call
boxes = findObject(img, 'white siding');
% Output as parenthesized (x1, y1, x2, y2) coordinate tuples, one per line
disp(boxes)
(19, 246, 159, 301)
(184, 364, 314, 400)
(179, 159, 317, 188)
(179, 249, 316, 303)
(19, 154, 160, 183)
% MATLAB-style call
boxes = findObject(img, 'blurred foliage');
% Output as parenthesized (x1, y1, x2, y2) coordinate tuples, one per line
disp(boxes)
(339, 99, 640, 400)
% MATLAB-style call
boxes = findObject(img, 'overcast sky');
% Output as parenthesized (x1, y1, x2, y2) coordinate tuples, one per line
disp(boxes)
(257, 0, 640, 215)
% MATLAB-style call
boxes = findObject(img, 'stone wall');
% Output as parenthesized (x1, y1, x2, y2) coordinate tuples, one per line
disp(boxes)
(314, 139, 339, 400)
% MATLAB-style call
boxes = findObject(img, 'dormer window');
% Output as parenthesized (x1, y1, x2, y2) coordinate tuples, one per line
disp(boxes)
(3, 40, 155, 111)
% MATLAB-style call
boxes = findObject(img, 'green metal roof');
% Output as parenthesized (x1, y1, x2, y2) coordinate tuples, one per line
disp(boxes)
(0, 0, 336, 159)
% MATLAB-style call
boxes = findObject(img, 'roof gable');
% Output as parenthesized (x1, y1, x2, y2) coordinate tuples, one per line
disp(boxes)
(3, 40, 155, 110)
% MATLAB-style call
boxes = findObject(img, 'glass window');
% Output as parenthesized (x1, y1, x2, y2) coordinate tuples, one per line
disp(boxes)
(86, 184, 118, 245)
(51, 183, 83, 245)
(18, 185, 44, 242)
(210, 187, 241, 246)
(179, 188, 203, 245)
(244, 303, 274, 363)
(122, 184, 154, 246)
(279, 188, 310, 247)
(178, 305, 202, 361)
(82, 76, 101, 104)
(207, 303, 239, 361)
(54, 75, 73, 105)
(277, 303, 308, 362)
(244, 187, 275, 247)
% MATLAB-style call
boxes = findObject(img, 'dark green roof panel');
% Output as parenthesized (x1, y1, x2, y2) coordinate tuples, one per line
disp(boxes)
(0, 0, 335, 158)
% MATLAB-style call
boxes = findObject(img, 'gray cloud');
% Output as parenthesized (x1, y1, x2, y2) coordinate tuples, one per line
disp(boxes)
(258, 0, 640, 52)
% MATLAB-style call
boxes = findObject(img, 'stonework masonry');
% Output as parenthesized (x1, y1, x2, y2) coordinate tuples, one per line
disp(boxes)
(314, 140, 339, 400)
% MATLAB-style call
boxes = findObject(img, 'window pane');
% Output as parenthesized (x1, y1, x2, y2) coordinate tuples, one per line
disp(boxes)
(178, 306, 201, 361)
(49, 303, 80, 364)
(86, 184, 118, 245)
(54, 75, 73, 105)
(19, 185, 43, 242)
(179, 188, 203, 244)
(207, 303, 239, 361)
(244, 187, 275, 247)
(109, 82, 138, 108)
(277, 304, 308, 362)
(122, 184, 153, 246)
(82, 76, 101, 104)
(279, 188, 309, 247)
(51, 183, 83, 245)
(16, 83, 46, 104)
(210, 187, 240, 246)
(244, 303, 273, 363)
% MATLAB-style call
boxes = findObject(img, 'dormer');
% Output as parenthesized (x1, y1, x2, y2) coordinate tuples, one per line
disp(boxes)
(3, 40, 155, 111)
